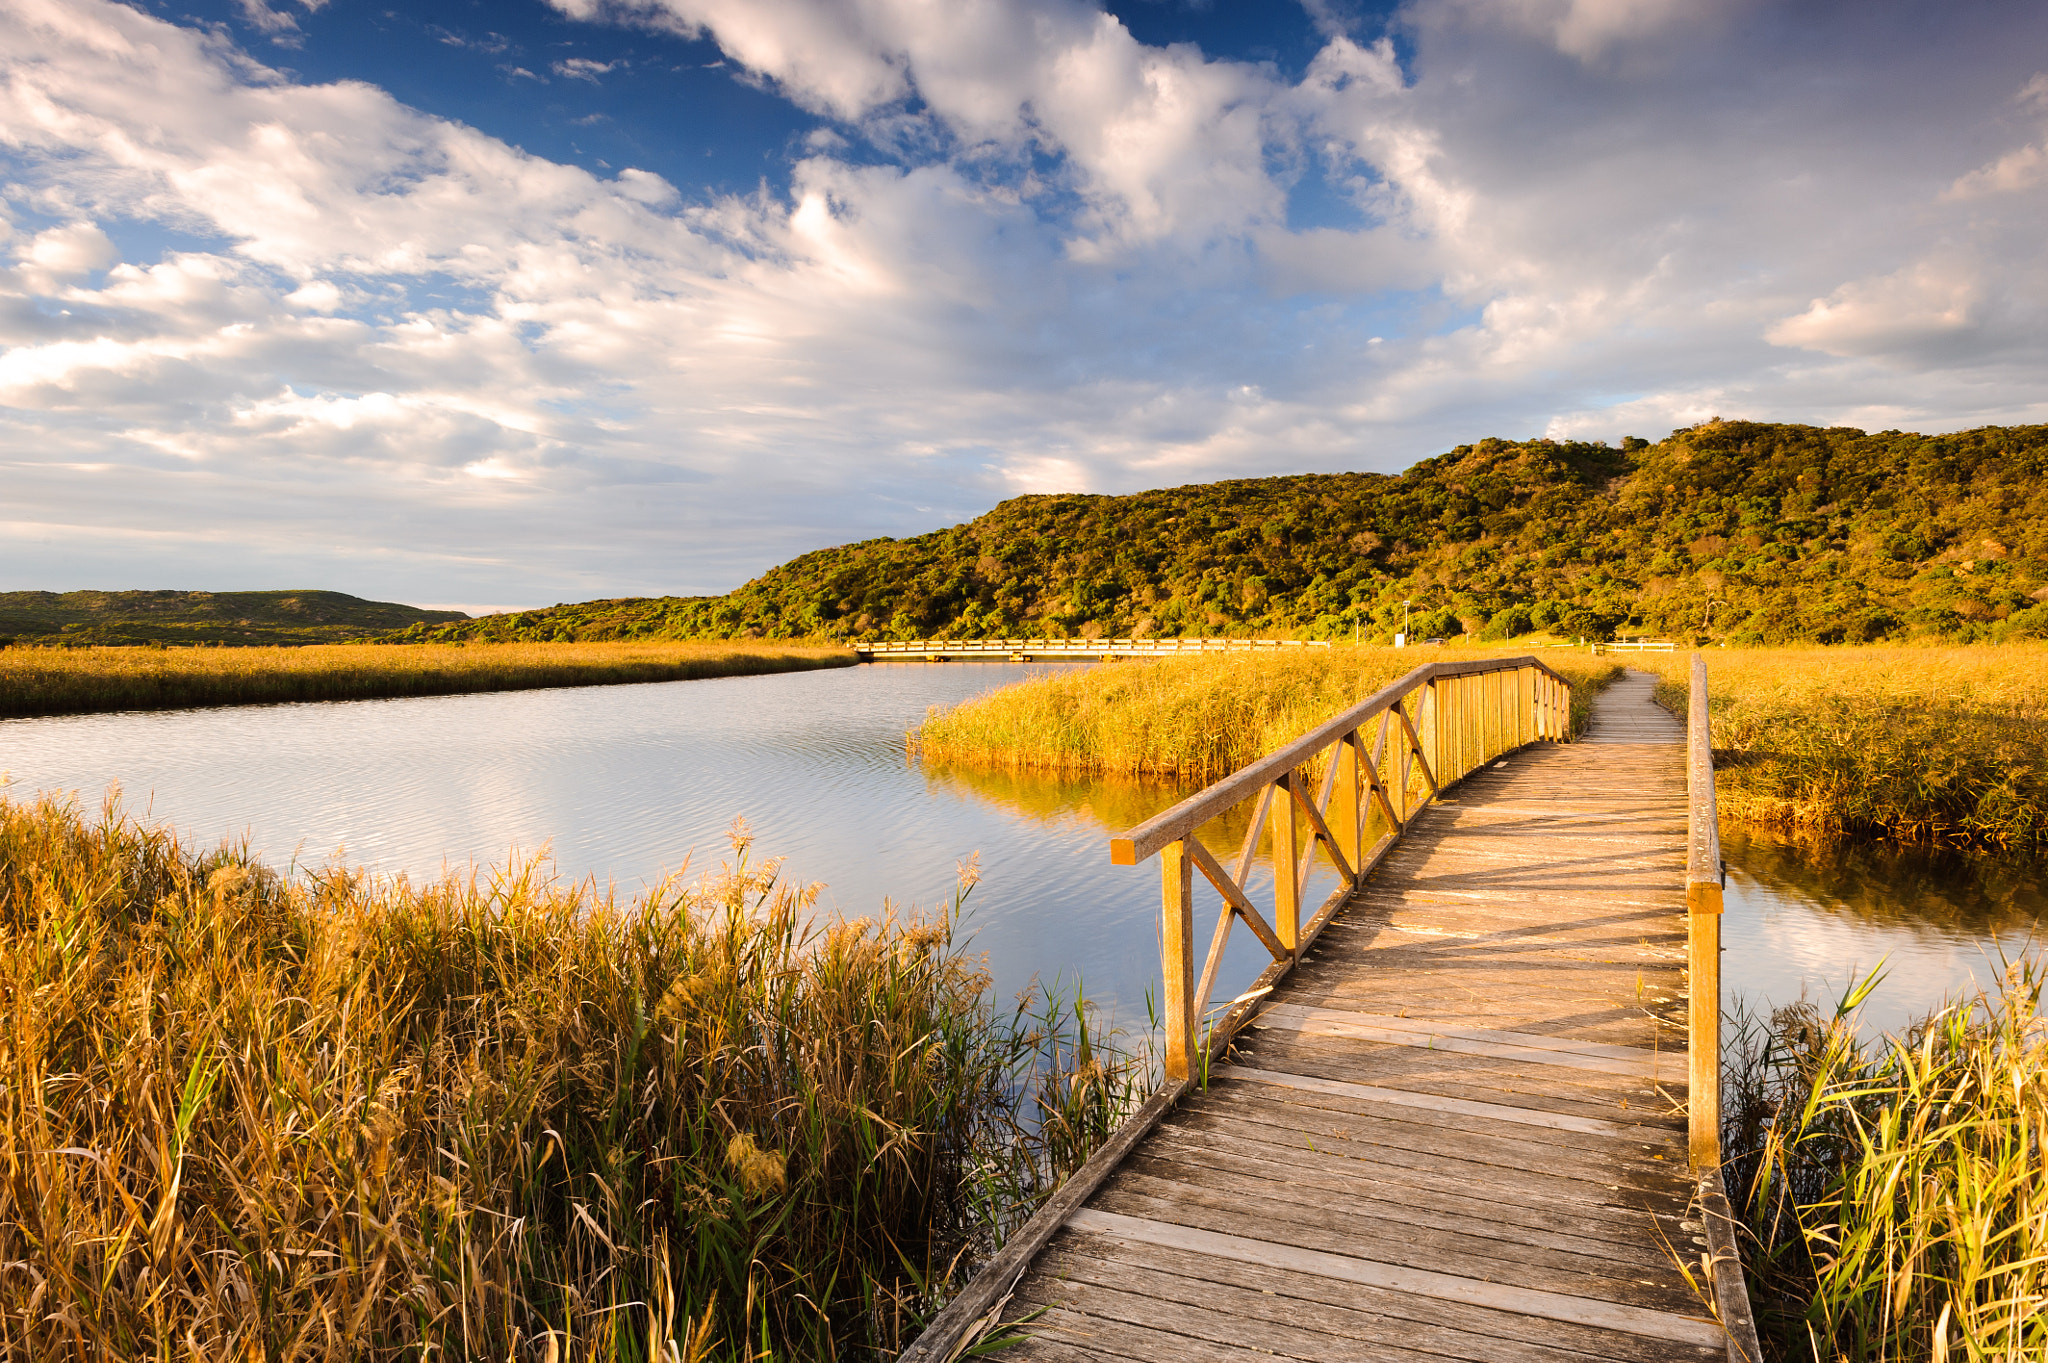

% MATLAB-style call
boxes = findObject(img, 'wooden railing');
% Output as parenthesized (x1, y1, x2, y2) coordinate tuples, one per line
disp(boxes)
(1685, 652, 1763, 1362)
(1686, 650, 1724, 1162)
(1111, 655, 1573, 1080)
(898, 655, 1572, 1362)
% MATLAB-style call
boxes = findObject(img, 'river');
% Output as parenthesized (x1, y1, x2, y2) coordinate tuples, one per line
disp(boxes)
(2, 662, 2038, 1039)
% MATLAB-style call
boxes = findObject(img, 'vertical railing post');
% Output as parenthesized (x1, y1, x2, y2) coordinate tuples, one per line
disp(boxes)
(1686, 652, 1723, 1168)
(1424, 679, 1440, 801)
(1271, 774, 1301, 954)
(1160, 839, 1196, 1082)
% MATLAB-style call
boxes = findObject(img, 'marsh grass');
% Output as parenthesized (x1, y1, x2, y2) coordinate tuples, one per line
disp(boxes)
(1641, 647, 2048, 849)
(0, 795, 1144, 1360)
(912, 646, 1620, 783)
(1722, 968, 2048, 1361)
(0, 641, 855, 719)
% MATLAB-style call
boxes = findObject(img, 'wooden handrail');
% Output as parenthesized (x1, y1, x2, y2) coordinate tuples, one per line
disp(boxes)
(1111, 655, 1573, 1082)
(1683, 652, 1761, 1363)
(902, 653, 1574, 1363)
(1685, 651, 1722, 1167)
(1111, 656, 1572, 866)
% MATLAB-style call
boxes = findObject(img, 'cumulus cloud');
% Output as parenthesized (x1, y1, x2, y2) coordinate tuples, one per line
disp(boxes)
(2, 0, 2046, 603)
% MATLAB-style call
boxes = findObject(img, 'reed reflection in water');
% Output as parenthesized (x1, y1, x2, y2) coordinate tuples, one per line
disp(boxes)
(1720, 823, 2045, 1037)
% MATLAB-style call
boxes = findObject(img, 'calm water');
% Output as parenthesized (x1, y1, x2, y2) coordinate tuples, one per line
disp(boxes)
(0, 664, 1287, 1021)
(1, 664, 2039, 1036)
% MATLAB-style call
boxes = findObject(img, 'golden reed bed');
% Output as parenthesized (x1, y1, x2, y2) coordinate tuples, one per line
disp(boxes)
(1638, 645, 2048, 849)
(912, 645, 1621, 784)
(0, 796, 1141, 1360)
(0, 640, 855, 718)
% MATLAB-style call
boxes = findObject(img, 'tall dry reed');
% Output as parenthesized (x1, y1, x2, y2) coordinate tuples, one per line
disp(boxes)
(0, 641, 854, 719)
(1721, 967, 2048, 1361)
(1642, 647, 2048, 849)
(0, 794, 1140, 1361)
(912, 647, 1618, 783)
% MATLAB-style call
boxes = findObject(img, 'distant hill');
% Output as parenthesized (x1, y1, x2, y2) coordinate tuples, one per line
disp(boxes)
(384, 421, 2048, 647)
(0, 590, 468, 647)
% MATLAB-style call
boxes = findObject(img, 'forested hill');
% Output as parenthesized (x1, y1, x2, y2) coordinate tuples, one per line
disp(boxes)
(389, 421, 2048, 647)
(0, 590, 466, 647)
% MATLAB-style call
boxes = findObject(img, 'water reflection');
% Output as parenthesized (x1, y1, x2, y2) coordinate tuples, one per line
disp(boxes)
(1720, 823, 2045, 1038)
(1, 664, 2038, 1043)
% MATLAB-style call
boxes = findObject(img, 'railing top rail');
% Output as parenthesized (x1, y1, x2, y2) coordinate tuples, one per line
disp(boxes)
(1686, 652, 1721, 890)
(1110, 655, 1569, 865)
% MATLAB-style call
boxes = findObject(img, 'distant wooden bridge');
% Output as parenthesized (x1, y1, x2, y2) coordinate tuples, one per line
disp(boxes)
(854, 638, 1334, 662)
(905, 655, 1758, 1363)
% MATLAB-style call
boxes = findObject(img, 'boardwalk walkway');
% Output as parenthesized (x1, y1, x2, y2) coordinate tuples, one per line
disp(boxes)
(989, 670, 1722, 1361)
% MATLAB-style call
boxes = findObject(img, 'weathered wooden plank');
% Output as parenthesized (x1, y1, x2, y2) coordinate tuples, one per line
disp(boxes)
(1183, 1085, 1686, 1182)
(1065, 1209, 1724, 1346)
(1258, 1003, 1678, 1063)
(1218, 1038, 1683, 1123)
(1207, 1062, 1642, 1136)
(1003, 1305, 1264, 1363)
(1231, 1028, 1685, 1103)
(1158, 1101, 1691, 1203)
(1039, 1232, 1723, 1362)
(1132, 1133, 1698, 1245)
(1145, 1120, 1692, 1238)
(1016, 1257, 1705, 1363)
(1249, 1007, 1679, 1078)
(1104, 1160, 1686, 1270)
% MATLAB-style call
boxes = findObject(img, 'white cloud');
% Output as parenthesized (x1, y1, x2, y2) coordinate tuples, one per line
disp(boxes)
(18, 221, 117, 275)
(1768, 259, 1986, 359)
(1458, 0, 1728, 62)
(2, 0, 2047, 603)
(553, 57, 619, 81)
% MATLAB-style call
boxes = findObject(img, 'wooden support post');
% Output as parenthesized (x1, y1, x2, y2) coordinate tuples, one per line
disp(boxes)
(1271, 774, 1301, 953)
(1459, 675, 1471, 778)
(1688, 896, 1721, 1167)
(1160, 840, 1196, 1082)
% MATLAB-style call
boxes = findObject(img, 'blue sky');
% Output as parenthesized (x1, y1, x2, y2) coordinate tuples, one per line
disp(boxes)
(4, 0, 2046, 611)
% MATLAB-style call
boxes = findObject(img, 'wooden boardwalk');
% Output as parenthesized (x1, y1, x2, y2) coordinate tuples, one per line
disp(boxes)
(987, 670, 1724, 1362)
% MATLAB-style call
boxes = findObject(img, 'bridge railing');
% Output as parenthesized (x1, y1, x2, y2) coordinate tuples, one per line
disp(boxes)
(1685, 653, 1762, 1362)
(1686, 650, 1723, 1161)
(1109, 655, 1575, 1080)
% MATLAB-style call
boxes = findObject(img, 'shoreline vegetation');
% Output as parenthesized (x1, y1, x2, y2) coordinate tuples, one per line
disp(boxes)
(0, 794, 1145, 1360)
(912, 647, 1623, 784)
(1641, 646, 2048, 851)
(0, 641, 855, 719)
(1724, 971, 2048, 1361)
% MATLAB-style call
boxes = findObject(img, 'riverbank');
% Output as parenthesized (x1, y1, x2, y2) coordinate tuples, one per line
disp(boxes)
(1723, 971, 2047, 1360)
(1640, 646, 2048, 850)
(0, 640, 856, 718)
(912, 646, 1621, 783)
(0, 793, 1136, 1360)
